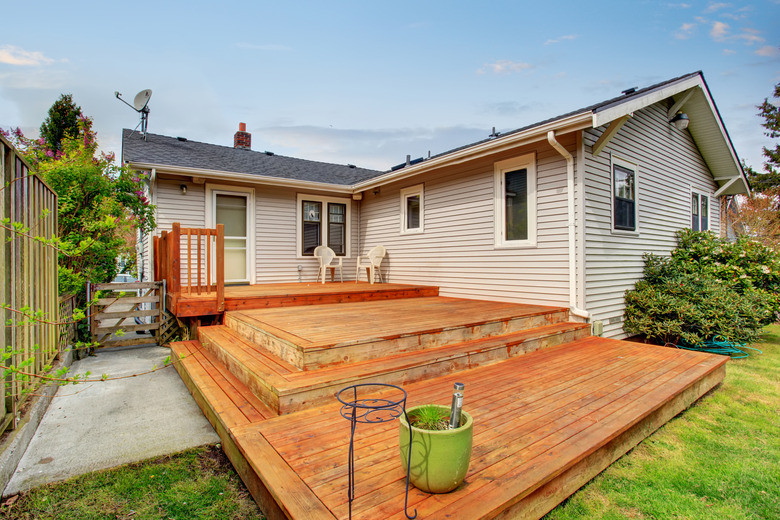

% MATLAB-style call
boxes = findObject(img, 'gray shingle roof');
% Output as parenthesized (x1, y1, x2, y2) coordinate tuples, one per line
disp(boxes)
(122, 129, 383, 185)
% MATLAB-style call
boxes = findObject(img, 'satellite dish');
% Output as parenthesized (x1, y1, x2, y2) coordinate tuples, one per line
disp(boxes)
(115, 88, 153, 139)
(133, 89, 152, 111)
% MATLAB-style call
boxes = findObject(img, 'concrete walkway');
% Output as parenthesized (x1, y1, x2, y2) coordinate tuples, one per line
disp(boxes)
(4, 344, 219, 496)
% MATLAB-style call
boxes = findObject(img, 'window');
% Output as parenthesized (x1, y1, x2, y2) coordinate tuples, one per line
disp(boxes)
(328, 203, 346, 254)
(691, 191, 709, 231)
(400, 184, 424, 234)
(297, 194, 351, 257)
(612, 158, 638, 232)
(494, 153, 537, 247)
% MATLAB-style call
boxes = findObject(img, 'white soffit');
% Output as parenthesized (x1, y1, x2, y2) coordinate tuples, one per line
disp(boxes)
(593, 74, 748, 196)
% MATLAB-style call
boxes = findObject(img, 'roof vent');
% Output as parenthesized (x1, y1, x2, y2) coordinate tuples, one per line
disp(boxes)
(264, 151, 274, 156)
(177, 136, 188, 142)
(347, 164, 356, 169)
(622, 87, 638, 95)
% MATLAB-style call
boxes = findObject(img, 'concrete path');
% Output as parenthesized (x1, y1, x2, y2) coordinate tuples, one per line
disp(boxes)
(4, 344, 219, 496)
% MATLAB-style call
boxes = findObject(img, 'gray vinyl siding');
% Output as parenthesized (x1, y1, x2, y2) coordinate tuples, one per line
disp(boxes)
(359, 138, 574, 307)
(152, 176, 358, 284)
(583, 102, 720, 338)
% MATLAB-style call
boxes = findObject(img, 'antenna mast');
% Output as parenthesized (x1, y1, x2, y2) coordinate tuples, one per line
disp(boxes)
(115, 89, 152, 140)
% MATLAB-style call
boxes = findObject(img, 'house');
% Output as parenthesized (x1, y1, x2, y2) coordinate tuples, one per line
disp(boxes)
(122, 71, 749, 339)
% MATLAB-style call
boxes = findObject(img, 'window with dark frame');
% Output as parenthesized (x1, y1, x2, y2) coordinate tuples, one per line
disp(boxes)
(327, 203, 346, 255)
(302, 200, 321, 255)
(613, 164, 636, 231)
(691, 192, 709, 231)
(406, 194, 420, 230)
(505, 168, 528, 241)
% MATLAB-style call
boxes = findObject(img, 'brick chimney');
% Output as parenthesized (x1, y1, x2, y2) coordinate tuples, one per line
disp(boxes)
(234, 122, 251, 150)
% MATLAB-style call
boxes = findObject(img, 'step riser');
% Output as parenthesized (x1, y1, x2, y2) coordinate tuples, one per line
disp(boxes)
(226, 317, 305, 369)
(277, 325, 590, 414)
(226, 309, 570, 371)
(199, 330, 281, 413)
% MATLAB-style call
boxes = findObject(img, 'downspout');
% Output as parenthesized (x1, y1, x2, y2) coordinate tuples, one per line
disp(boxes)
(547, 131, 591, 320)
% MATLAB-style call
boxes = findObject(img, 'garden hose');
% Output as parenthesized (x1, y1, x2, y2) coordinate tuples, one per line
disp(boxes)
(675, 337, 763, 359)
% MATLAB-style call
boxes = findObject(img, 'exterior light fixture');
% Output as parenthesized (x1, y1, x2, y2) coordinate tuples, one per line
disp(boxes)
(670, 112, 689, 131)
(180, 184, 187, 195)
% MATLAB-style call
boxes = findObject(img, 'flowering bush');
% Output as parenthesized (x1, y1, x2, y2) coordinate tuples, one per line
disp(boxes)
(624, 230, 779, 346)
(3, 116, 155, 295)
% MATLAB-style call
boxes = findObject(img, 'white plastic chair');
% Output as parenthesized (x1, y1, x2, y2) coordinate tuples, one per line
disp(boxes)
(314, 245, 343, 283)
(355, 245, 386, 284)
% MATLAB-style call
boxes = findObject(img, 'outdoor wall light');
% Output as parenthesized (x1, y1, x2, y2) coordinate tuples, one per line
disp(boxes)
(670, 112, 690, 131)
(180, 184, 187, 195)
(373, 187, 381, 195)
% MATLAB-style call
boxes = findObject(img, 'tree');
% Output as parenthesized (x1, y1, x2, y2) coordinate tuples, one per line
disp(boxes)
(4, 113, 155, 328)
(730, 83, 780, 249)
(38, 93, 82, 154)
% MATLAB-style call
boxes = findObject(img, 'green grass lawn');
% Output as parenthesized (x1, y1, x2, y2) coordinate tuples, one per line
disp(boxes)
(545, 324, 780, 520)
(0, 445, 263, 520)
(3, 327, 778, 520)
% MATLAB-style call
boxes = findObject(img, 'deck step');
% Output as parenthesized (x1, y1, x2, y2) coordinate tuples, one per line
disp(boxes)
(170, 340, 277, 432)
(224, 297, 571, 370)
(198, 321, 591, 415)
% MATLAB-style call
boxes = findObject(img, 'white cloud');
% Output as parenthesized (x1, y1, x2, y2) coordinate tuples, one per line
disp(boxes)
(755, 45, 780, 57)
(723, 48, 737, 55)
(675, 23, 696, 39)
(477, 60, 533, 75)
(255, 124, 488, 170)
(705, 2, 731, 13)
(544, 34, 577, 45)
(0, 45, 55, 66)
(710, 21, 730, 41)
(667, 3, 692, 7)
(735, 28, 765, 45)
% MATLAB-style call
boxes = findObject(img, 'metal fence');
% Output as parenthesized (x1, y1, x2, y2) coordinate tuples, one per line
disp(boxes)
(1, 134, 59, 433)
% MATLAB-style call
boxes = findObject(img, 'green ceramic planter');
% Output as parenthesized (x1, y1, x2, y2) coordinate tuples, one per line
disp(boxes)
(399, 404, 473, 494)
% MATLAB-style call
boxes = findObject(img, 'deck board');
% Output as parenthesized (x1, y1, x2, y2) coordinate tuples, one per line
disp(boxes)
(228, 337, 727, 520)
(174, 282, 439, 316)
(229, 297, 565, 350)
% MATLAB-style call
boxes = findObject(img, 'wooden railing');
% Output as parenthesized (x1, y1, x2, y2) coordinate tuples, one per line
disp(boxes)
(153, 222, 224, 313)
(1, 134, 59, 433)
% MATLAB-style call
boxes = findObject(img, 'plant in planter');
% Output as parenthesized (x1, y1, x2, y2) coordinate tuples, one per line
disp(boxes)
(399, 393, 473, 494)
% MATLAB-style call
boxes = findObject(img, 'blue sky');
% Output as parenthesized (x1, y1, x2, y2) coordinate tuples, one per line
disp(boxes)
(1, 1, 778, 171)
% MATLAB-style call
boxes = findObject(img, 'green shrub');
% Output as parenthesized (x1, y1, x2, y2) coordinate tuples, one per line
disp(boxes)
(624, 230, 779, 346)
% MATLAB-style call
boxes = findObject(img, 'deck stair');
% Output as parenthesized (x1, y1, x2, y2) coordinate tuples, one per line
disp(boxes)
(168, 286, 728, 520)
(171, 295, 589, 415)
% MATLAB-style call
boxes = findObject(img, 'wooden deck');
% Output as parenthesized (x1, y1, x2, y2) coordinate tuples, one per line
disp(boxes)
(174, 334, 727, 520)
(173, 282, 439, 317)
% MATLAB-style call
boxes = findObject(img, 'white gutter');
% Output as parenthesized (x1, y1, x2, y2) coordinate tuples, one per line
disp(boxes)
(128, 162, 355, 194)
(547, 130, 590, 321)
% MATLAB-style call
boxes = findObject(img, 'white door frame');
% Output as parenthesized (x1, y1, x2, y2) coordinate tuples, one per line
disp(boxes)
(205, 183, 256, 284)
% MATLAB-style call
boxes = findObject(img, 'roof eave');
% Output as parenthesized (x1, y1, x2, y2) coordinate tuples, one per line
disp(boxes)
(127, 162, 355, 194)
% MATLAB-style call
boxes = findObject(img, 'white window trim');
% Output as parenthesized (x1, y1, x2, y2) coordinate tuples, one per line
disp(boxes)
(400, 183, 424, 234)
(610, 155, 640, 236)
(690, 187, 712, 232)
(494, 153, 537, 248)
(205, 183, 256, 284)
(296, 193, 352, 259)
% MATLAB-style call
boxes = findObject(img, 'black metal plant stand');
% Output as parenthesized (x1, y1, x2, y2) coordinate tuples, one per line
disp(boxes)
(337, 383, 417, 520)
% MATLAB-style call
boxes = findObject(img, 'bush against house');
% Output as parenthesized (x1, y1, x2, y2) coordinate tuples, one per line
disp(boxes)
(624, 230, 779, 347)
